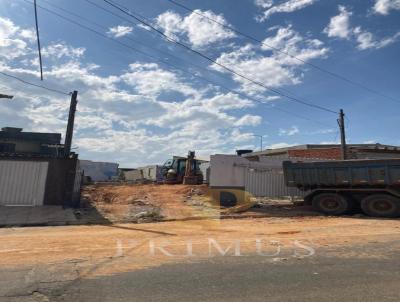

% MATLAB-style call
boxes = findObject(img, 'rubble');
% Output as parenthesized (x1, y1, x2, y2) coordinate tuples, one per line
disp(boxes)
(78, 184, 320, 224)
(80, 184, 211, 223)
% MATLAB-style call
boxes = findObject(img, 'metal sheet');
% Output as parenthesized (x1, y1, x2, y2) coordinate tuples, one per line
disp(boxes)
(245, 168, 306, 198)
(0, 160, 48, 206)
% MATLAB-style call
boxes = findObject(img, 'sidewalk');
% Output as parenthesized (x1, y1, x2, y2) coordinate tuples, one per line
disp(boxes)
(0, 206, 78, 227)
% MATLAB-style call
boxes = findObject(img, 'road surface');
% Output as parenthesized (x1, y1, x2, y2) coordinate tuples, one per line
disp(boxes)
(1, 216, 399, 301)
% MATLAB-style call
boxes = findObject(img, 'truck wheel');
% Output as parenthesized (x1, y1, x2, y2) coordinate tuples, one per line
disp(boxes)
(361, 194, 400, 218)
(312, 193, 351, 215)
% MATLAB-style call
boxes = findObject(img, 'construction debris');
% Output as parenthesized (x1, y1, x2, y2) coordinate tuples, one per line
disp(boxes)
(78, 184, 320, 224)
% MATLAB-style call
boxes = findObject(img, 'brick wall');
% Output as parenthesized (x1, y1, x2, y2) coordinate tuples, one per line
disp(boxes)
(288, 148, 342, 160)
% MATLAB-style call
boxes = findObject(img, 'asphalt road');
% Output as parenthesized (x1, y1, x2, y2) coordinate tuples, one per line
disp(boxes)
(3, 244, 400, 302)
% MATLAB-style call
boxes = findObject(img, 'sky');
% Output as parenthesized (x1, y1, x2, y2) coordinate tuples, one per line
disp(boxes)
(0, 0, 399, 167)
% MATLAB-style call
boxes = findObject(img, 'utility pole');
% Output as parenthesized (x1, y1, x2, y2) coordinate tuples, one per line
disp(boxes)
(64, 91, 78, 157)
(338, 109, 347, 160)
(33, 0, 43, 80)
(253, 135, 263, 151)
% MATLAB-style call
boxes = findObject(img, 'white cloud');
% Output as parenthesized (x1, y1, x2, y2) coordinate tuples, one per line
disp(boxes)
(353, 27, 400, 50)
(42, 42, 86, 59)
(202, 93, 255, 111)
(19, 29, 36, 42)
(254, 0, 274, 9)
(324, 7, 400, 50)
(107, 25, 133, 38)
(0, 17, 29, 60)
(121, 62, 198, 97)
(373, 0, 400, 15)
(212, 25, 328, 94)
(235, 114, 262, 126)
(156, 10, 235, 47)
(0, 17, 18, 39)
(319, 140, 339, 145)
(279, 126, 299, 136)
(267, 142, 295, 149)
(255, 0, 316, 21)
(323, 6, 352, 39)
(155, 11, 182, 40)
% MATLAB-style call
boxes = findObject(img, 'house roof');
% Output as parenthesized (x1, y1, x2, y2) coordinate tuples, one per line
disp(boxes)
(0, 127, 61, 144)
(244, 143, 400, 157)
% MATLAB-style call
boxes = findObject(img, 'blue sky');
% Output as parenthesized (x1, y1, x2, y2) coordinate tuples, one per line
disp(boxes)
(0, 0, 399, 167)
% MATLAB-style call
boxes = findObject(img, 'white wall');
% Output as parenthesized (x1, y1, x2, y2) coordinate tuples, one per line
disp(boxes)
(210, 155, 249, 187)
(210, 155, 306, 197)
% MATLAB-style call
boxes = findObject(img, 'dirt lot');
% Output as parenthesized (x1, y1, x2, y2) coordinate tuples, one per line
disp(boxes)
(79, 184, 219, 223)
(78, 183, 320, 224)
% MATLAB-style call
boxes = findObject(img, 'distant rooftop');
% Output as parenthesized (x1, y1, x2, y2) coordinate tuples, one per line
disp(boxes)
(0, 127, 61, 144)
(244, 143, 400, 157)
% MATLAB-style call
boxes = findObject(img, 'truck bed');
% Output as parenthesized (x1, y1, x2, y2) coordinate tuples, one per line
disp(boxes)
(283, 158, 400, 189)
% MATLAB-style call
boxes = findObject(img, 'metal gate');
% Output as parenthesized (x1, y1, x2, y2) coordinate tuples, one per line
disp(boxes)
(0, 161, 48, 206)
(245, 167, 307, 198)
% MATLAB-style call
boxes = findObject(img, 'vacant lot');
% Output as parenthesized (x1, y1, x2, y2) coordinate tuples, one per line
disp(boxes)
(80, 184, 218, 223)
(79, 183, 319, 224)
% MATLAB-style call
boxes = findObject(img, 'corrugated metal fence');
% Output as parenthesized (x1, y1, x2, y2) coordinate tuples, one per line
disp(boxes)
(245, 167, 307, 198)
(0, 161, 48, 206)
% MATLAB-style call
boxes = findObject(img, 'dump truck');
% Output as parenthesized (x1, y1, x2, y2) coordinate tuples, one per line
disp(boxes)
(283, 159, 400, 217)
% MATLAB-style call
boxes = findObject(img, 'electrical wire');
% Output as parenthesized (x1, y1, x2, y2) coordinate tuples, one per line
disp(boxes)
(0, 71, 70, 96)
(166, 0, 400, 104)
(34, 0, 333, 128)
(102, 0, 339, 115)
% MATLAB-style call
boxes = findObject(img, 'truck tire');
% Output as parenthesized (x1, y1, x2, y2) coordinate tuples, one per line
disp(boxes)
(361, 194, 400, 218)
(312, 193, 352, 215)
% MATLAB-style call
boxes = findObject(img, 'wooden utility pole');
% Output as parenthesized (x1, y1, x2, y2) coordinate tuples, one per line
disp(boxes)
(338, 109, 347, 160)
(33, 0, 43, 80)
(64, 91, 78, 157)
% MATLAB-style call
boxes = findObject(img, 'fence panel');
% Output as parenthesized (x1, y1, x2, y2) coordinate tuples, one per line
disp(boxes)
(0, 160, 48, 206)
(245, 168, 307, 198)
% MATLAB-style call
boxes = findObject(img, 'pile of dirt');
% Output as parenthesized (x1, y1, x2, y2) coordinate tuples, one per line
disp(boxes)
(80, 184, 211, 223)
(78, 184, 320, 224)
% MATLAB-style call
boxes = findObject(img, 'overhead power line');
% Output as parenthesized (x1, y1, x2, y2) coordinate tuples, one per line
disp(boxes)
(102, 0, 339, 115)
(33, 0, 333, 128)
(166, 0, 400, 104)
(0, 71, 70, 96)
